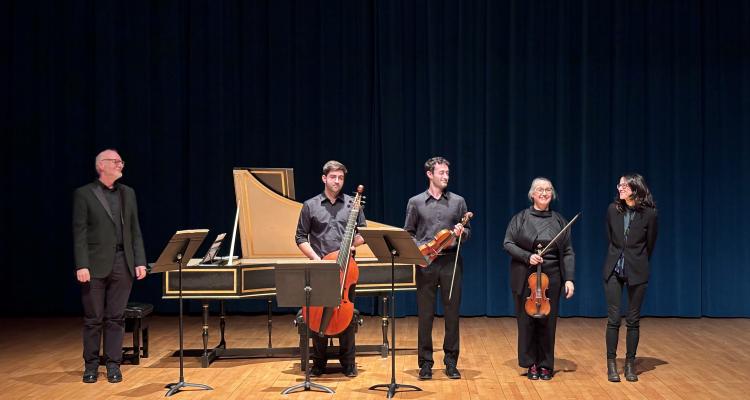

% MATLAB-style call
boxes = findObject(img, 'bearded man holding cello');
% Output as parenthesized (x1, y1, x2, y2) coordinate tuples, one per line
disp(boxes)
(294, 160, 366, 378)
(404, 156, 471, 381)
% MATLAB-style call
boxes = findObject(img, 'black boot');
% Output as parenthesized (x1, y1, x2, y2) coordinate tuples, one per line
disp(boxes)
(624, 359, 638, 382)
(607, 359, 620, 382)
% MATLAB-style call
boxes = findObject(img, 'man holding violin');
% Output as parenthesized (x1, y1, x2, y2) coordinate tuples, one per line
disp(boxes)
(404, 156, 471, 380)
(294, 160, 366, 378)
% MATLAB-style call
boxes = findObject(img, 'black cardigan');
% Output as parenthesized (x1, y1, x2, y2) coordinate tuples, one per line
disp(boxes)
(602, 203, 658, 286)
(503, 207, 575, 295)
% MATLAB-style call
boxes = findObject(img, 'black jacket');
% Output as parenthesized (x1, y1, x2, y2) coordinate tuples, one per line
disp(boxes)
(602, 203, 658, 286)
(503, 208, 575, 295)
(72, 180, 146, 278)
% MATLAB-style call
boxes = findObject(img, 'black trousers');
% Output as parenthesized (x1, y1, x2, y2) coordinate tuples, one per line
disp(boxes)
(311, 322, 356, 367)
(605, 273, 648, 360)
(81, 251, 133, 369)
(416, 253, 462, 368)
(513, 267, 561, 370)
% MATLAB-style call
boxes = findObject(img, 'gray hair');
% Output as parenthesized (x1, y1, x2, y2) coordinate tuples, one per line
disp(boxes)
(95, 148, 119, 173)
(527, 177, 557, 202)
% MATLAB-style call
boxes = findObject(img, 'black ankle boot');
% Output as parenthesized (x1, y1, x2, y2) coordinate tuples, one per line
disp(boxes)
(607, 359, 620, 382)
(624, 359, 638, 382)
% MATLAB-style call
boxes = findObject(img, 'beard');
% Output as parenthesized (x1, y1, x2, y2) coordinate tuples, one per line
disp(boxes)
(326, 182, 341, 195)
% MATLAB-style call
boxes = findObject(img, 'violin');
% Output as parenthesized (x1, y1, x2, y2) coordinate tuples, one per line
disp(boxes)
(303, 185, 364, 336)
(525, 244, 551, 318)
(524, 212, 581, 318)
(418, 212, 473, 266)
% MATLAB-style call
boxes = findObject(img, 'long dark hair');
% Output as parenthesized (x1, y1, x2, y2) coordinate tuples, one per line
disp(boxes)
(614, 173, 656, 212)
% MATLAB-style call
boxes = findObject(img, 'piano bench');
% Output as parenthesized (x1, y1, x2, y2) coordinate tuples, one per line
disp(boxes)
(295, 309, 363, 370)
(122, 302, 153, 365)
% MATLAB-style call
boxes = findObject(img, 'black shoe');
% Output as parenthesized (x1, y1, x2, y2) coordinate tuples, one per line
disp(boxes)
(82, 368, 98, 383)
(527, 365, 539, 380)
(624, 359, 638, 382)
(106, 366, 122, 383)
(343, 364, 358, 377)
(539, 367, 553, 380)
(607, 359, 621, 382)
(418, 365, 432, 380)
(445, 365, 461, 379)
(310, 364, 325, 377)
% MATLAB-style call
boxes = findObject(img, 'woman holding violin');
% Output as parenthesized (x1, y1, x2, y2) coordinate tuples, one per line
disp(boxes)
(503, 177, 575, 381)
(404, 157, 471, 381)
(602, 174, 658, 383)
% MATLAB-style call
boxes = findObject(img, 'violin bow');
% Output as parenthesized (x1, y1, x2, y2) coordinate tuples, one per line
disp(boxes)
(448, 234, 463, 301)
(538, 212, 581, 257)
(448, 212, 473, 301)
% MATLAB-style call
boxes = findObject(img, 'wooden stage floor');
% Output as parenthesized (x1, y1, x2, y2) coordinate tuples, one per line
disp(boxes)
(1, 315, 748, 399)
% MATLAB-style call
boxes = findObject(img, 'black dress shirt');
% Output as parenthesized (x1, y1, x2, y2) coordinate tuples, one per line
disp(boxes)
(295, 192, 366, 258)
(403, 190, 471, 249)
(98, 180, 123, 246)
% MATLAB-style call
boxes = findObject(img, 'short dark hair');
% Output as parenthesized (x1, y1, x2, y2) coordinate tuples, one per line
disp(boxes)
(424, 156, 450, 173)
(322, 160, 348, 175)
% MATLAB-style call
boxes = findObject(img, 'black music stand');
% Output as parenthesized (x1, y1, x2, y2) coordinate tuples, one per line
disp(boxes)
(151, 229, 213, 397)
(275, 260, 341, 395)
(359, 227, 425, 399)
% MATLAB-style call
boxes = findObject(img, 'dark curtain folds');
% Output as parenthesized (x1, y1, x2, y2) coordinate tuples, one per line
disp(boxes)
(3, 0, 749, 317)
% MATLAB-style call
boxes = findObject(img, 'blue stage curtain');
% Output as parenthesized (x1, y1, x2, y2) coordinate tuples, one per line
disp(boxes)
(3, 0, 749, 316)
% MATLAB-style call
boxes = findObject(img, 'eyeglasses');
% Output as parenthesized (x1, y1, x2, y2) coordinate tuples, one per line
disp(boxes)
(534, 187, 553, 194)
(616, 183, 630, 190)
(102, 159, 125, 166)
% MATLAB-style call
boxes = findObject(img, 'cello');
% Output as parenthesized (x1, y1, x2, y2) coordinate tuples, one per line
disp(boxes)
(303, 185, 365, 337)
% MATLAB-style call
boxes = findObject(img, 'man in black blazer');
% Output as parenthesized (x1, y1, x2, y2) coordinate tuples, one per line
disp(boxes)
(73, 149, 147, 383)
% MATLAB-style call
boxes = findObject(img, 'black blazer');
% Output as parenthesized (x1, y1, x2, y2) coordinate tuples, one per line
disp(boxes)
(602, 203, 658, 286)
(72, 181, 146, 278)
(504, 208, 575, 295)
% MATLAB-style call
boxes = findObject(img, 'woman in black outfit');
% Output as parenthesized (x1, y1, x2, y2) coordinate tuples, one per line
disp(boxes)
(503, 177, 575, 381)
(603, 173, 658, 382)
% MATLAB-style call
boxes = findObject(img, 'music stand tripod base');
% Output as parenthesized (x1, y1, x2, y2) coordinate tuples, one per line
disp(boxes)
(274, 260, 340, 395)
(151, 230, 213, 397)
(281, 380, 335, 395)
(165, 381, 214, 397)
(369, 383, 422, 399)
(358, 227, 424, 398)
